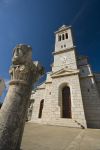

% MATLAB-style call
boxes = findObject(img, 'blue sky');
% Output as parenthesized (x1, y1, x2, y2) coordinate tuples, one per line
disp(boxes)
(0, 0, 100, 101)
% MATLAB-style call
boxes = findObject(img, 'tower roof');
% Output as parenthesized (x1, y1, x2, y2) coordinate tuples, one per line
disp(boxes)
(55, 25, 71, 34)
(59, 25, 68, 30)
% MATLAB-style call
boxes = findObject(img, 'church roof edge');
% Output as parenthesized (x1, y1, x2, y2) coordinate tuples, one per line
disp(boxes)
(77, 55, 88, 60)
(54, 25, 71, 34)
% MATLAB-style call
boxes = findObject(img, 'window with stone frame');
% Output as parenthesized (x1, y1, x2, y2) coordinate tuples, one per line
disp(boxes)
(58, 35, 61, 41)
(62, 34, 65, 40)
(65, 33, 68, 39)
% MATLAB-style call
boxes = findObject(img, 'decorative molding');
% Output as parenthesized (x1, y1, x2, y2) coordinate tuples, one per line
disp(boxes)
(51, 67, 79, 78)
(54, 25, 71, 34)
(52, 46, 76, 55)
(80, 74, 94, 79)
(45, 81, 52, 84)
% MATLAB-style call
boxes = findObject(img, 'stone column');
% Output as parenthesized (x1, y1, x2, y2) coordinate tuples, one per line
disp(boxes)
(0, 44, 44, 150)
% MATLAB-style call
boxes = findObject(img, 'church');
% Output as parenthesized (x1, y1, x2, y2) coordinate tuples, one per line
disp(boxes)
(29, 25, 100, 128)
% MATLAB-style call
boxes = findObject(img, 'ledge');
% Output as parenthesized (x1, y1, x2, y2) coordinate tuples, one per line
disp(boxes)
(52, 46, 76, 55)
(9, 80, 29, 86)
(36, 87, 45, 90)
(45, 81, 52, 84)
(54, 26, 71, 34)
(80, 74, 94, 79)
(51, 72, 79, 78)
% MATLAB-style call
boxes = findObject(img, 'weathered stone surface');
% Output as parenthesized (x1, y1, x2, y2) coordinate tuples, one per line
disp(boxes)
(0, 44, 44, 150)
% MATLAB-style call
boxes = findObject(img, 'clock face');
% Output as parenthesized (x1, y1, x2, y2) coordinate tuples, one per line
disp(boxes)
(60, 56, 67, 63)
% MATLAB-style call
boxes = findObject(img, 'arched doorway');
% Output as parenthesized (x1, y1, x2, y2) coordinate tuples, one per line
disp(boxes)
(62, 86, 71, 118)
(38, 99, 44, 118)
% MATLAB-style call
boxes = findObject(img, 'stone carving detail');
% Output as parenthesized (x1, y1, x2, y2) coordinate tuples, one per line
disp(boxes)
(60, 56, 67, 64)
(0, 44, 44, 150)
(9, 44, 44, 84)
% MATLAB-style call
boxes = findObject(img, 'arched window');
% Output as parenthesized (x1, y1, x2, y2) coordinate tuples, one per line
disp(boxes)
(62, 34, 65, 40)
(62, 86, 71, 118)
(65, 33, 68, 39)
(58, 35, 61, 41)
(38, 99, 44, 118)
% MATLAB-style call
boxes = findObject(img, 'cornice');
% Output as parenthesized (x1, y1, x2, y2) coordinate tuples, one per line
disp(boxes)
(54, 26, 71, 34)
(52, 46, 76, 55)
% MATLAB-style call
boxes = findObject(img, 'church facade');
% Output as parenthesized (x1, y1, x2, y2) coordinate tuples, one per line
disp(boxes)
(29, 25, 100, 128)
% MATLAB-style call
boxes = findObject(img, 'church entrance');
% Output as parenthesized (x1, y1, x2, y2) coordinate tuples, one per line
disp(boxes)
(38, 99, 44, 118)
(62, 86, 71, 118)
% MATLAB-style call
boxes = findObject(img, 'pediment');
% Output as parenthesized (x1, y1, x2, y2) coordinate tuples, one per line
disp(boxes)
(51, 67, 79, 78)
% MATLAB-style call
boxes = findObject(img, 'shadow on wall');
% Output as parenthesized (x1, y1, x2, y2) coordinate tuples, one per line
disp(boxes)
(0, 102, 2, 109)
(80, 77, 100, 129)
(26, 99, 35, 121)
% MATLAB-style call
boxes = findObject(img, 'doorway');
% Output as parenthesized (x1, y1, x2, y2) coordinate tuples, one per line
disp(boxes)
(62, 86, 71, 118)
(38, 99, 44, 118)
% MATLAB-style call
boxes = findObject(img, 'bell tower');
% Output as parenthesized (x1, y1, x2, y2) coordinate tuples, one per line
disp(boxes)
(55, 25, 74, 51)
(52, 25, 77, 72)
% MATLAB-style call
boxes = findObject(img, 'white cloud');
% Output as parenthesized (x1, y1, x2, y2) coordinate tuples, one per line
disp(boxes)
(4, 79, 10, 90)
(4, 0, 12, 4)
(71, 2, 89, 25)
(0, 79, 9, 102)
(0, 0, 13, 7)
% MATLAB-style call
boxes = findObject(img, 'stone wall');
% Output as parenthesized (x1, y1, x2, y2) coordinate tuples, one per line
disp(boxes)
(31, 88, 45, 121)
(49, 74, 87, 127)
(94, 73, 100, 94)
(78, 58, 100, 128)
(52, 48, 77, 72)
(42, 82, 52, 121)
(80, 76, 100, 128)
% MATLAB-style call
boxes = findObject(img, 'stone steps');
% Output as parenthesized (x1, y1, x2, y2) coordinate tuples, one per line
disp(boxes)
(45, 119, 82, 128)
(30, 118, 83, 128)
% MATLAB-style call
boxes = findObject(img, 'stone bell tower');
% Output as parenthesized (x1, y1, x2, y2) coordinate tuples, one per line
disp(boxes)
(55, 25, 74, 51)
(52, 25, 77, 72)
